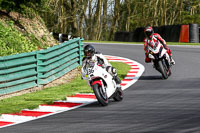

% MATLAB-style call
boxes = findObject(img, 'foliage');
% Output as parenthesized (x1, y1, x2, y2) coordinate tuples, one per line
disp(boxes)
(118, 0, 200, 30)
(37, 0, 200, 41)
(0, 20, 45, 56)
(0, 0, 42, 12)
(0, 0, 199, 48)
(0, 0, 49, 19)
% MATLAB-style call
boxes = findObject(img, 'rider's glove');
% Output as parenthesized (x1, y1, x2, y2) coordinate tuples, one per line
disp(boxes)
(148, 53, 155, 59)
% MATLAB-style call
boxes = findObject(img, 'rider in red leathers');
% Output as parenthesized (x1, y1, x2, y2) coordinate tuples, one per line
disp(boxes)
(144, 26, 175, 65)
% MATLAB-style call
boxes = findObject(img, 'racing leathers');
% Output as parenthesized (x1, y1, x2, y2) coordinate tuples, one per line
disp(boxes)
(82, 52, 121, 85)
(144, 33, 175, 64)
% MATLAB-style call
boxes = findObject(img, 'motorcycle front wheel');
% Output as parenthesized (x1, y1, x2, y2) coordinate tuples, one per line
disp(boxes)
(158, 60, 168, 79)
(93, 84, 108, 106)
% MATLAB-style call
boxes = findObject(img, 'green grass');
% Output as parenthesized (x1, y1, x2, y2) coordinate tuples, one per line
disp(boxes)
(0, 62, 130, 114)
(83, 40, 200, 45)
(167, 42, 200, 45)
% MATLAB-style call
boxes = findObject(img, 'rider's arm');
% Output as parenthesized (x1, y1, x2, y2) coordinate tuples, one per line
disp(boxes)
(154, 33, 169, 50)
(81, 57, 87, 79)
(82, 57, 87, 67)
(155, 33, 172, 55)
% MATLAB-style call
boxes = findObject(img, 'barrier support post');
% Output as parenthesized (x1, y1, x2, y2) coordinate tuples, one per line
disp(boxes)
(78, 38, 84, 65)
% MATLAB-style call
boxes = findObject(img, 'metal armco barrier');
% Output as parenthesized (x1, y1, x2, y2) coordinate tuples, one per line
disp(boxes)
(0, 38, 84, 95)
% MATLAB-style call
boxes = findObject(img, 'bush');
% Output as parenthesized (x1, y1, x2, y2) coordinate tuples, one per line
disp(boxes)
(0, 0, 43, 12)
(0, 20, 42, 56)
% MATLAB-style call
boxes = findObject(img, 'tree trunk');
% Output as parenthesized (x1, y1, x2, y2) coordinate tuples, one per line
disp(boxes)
(159, 0, 163, 25)
(90, 0, 102, 40)
(70, 0, 78, 36)
(163, 0, 167, 25)
(96, 0, 104, 40)
(79, 0, 88, 38)
(100, 0, 107, 40)
(179, 0, 183, 23)
(154, 0, 159, 26)
(109, 0, 120, 41)
(87, 0, 93, 40)
(125, 0, 131, 31)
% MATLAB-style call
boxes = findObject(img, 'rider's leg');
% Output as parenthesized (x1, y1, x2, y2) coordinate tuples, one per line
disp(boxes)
(170, 56, 175, 65)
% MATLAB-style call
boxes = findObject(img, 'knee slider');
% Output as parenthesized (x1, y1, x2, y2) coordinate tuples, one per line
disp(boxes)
(112, 67, 117, 75)
(106, 66, 117, 75)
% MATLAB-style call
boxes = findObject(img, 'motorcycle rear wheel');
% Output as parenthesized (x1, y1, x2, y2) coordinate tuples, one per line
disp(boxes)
(113, 87, 123, 101)
(93, 84, 108, 106)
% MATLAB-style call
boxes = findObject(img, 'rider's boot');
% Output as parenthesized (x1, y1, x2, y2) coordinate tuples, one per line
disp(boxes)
(114, 75, 122, 90)
(170, 56, 175, 65)
(114, 75, 121, 85)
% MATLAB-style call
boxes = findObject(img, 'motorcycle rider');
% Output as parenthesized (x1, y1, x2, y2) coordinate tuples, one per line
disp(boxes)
(82, 44, 121, 85)
(144, 26, 175, 65)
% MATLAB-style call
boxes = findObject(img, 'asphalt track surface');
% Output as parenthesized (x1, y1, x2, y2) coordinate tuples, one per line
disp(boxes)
(1, 43, 200, 133)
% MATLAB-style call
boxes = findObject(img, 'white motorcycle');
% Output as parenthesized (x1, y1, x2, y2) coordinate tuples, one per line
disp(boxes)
(148, 41, 172, 79)
(81, 60, 123, 106)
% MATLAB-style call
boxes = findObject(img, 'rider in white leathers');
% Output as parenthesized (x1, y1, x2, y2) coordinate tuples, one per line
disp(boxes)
(82, 44, 121, 85)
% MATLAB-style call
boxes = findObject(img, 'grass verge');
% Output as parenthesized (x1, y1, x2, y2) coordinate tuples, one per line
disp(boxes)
(83, 40, 200, 45)
(0, 62, 130, 114)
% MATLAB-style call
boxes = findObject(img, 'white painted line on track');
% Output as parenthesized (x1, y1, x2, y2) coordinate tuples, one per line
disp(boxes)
(66, 97, 97, 103)
(0, 114, 36, 123)
(26, 105, 71, 113)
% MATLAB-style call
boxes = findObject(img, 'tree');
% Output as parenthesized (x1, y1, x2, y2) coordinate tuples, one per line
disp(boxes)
(109, 0, 120, 41)
(2, 0, 199, 41)
(100, 0, 108, 40)
(89, 0, 103, 40)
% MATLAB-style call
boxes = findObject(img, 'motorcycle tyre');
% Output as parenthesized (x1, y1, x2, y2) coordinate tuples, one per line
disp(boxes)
(113, 87, 123, 102)
(158, 60, 168, 79)
(168, 68, 172, 76)
(93, 84, 108, 106)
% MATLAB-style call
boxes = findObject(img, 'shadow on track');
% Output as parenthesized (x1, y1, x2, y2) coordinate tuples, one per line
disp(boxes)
(83, 99, 121, 108)
(139, 75, 163, 80)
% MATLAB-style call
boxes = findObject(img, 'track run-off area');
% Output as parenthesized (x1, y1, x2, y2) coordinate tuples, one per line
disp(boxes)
(1, 43, 200, 133)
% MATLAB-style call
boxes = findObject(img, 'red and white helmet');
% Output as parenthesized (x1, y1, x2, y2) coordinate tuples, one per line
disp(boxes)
(144, 26, 154, 39)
